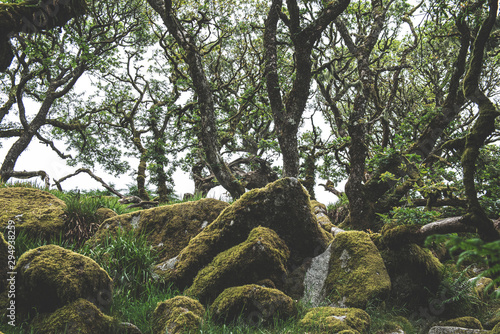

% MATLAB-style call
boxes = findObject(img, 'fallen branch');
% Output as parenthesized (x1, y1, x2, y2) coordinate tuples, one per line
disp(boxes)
(54, 168, 124, 198)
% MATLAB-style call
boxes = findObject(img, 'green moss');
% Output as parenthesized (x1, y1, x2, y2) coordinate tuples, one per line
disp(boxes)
(299, 306, 370, 334)
(324, 231, 391, 308)
(95, 208, 117, 223)
(152, 296, 205, 334)
(0, 234, 8, 293)
(210, 284, 297, 325)
(90, 198, 229, 261)
(186, 226, 290, 303)
(15, 245, 112, 318)
(0, 188, 66, 240)
(493, 322, 500, 334)
(31, 298, 120, 334)
(381, 243, 443, 308)
(380, 224, 423, 249)
(442, 316, 483, 329)
(155, 178, 331, 289)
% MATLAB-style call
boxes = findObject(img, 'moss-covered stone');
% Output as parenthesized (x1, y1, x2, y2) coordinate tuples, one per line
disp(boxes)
(95, 207, 117, 223)
(31, 298, 141, 334)
(324, 231, 391, 308)
(155, 178, 331, 289)
(186, 226, 289, 303)
(90, 198, 229, 261)
(311, 200, 335, 234)
(152, 296, 204, 334)
(381, 243, 443, 308)
(299, 306, 371, 334)
(442, 316, 483, 329)
(493, 322, 500, 334)
(474, 277, 494, 300)
(0, 187, 66, 239)
(210, 284, 296, 325)
(15, 245, 112, 318)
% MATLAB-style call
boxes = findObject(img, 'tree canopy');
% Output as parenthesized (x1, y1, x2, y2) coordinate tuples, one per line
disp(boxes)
(1, 0, 499, 242)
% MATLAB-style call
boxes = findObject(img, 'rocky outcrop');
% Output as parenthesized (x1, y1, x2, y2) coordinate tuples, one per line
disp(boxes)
(152, 296, 205, 334)
(299, 307, 371, 334)
(154, 178, 331, 289)
(15, 245, 112, 318)
(90, 198, 229, 260)
(0, 187, 66, 239)
(31, 298, 142, 334)
(324, 231, 391, 308)
(210, 284, 296, 325)
(185, 226, 290, 303)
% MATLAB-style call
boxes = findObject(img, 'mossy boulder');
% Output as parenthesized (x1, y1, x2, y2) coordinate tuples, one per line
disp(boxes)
(186, 226, 290, 303)
(324, 231, 391, 308)
(299, 307, 371, 334)
(90, 198, 229, 261)
(442, 316, 483, 329)
(474, 277, 494, 300)
(0, 187, 66, 239)
(381, 243, 443, 308)
(155, 178, 331, 289)
(210, 284, 296, 325)
(152, 296, 205, 334)
(15, 245, 112, 318)
(95, 207, 117, 223)
(31, 298, 141, 334)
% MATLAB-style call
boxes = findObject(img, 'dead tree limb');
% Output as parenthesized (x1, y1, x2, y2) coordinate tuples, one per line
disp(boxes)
(54, 168, 124, 198)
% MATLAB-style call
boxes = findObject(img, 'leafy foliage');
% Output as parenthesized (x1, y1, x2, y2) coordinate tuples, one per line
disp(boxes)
(427, 234, 500, 299)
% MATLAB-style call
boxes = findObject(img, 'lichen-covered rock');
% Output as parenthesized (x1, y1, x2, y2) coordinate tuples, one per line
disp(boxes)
(442, 317, 483, 329)
(381, 243, 443, 308)
(185, 226, 289, 303)
(210, 284, 296, 325)
(90, 198, 229, 261)
(300, 243, 332, 307)
(428, 326, 489, 334)
(152, 296, 205, 334)
(15, 245, 112, 318)
(299, 307, 371, 334)
(0, 187, 66, 239)
(155, 178, 331, 289)
(324, 231, 391, 308)
(95, 207, 117, 223)
(31, 298, 141, 334)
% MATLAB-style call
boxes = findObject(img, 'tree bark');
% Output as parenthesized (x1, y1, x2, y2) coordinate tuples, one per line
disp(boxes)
(147, 0, 245, 199)
(264, 0, 349, 177)
(460, 0, 500, 242)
